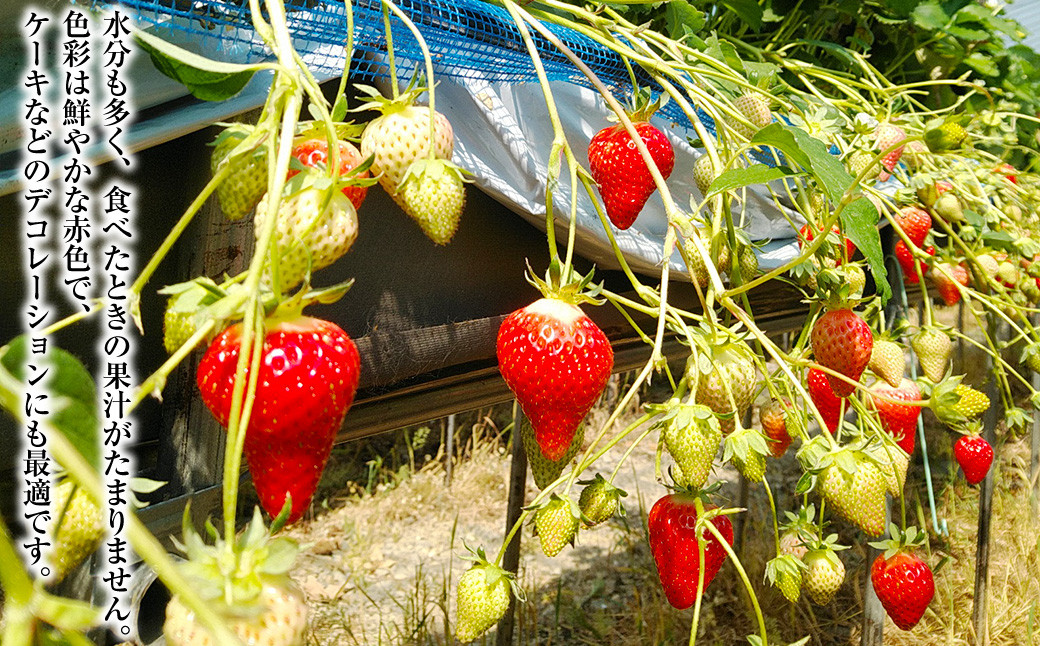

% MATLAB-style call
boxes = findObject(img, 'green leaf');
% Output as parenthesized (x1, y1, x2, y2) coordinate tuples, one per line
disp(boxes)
(911, 2, 948, 30)
(749, 123, 813, 169)
(665, 1, 706, 39)
(841, 197, 890, 301)
(780, 125, 853, 203)
(963, 53, 1000, 76)
(134, 28, 265, 101)
(720, 0, 763, 30)
(707, 164, 804, 196)
(0, 337, 100, 471)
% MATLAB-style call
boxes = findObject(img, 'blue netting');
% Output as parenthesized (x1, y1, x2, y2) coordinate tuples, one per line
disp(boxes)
(108, 0, 718, 137)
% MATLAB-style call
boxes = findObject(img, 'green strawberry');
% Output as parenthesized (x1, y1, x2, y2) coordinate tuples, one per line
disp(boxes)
(679, 226, 730, 289)
(534, 494, 580, 557)
(577, 474, 626, 528)
(693, 155, 717, 196)
(522, 418, 584, 490)
(803, 546, 846, 605)
(911, 326, 951, 382)
(818, 449, 886, 537)
(925, 122, 968, 152)
(723, 425, 769, 483)
(847, 150, 874, 178)
(660, 401, 722, 489)
(455, 548, 519, 643)
(49, 480, 104, 583)
(869, 339, 904, 388)
(691, 340, 757, 434)
(210, 123, 268, 221)
(393, 158, 467, 245)
(766, 554, 807, 603)
(737, 244, 759, 280)
(953, 384, 989, 418)
(253, 184, 359, 292)
(163, 299, 196, 355)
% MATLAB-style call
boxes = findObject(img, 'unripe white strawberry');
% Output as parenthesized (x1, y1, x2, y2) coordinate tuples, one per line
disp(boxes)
(164, 583, 308, 646)
(731, 92, 772, 139)
(394, 158, 467, 245)
(361, 104, 453, 194)
(254, 186, 358, 291)
(874, 124, 906, 180)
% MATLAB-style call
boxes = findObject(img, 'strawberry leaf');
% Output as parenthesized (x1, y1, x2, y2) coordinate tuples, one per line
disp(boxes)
(0, 337, 100, 472)
(706, 164, 804, 196)
(134, 29, 265, 102)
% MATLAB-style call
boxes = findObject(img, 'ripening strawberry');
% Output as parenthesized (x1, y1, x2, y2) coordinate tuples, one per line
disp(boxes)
(288, 136, 370, 209)
(358, 86, 454, 194)
(589, 119, 675, 229)
(497, 298, 613, 461)
(211, 123, 267, 221)
(197, 315, 360, 522)
(394, 158, 467, 244)
(871, 550, 935, 630)
(253, 186, 359, 292)
(869, 339, 904, 388)
(49, 480, 104, 583)
(818, 451, 887, 536)
(692, 341, 757, 434)
(933, 264, 969, 306)
(760, 399, 792, 458)
(895, 241, 934, 284)
(954, 434, 994, 485)
(798, 223, 857, 262)
(807, 368, 842, 433)
(803, 547, 845, 605)
(811, 308, 873, 397)
(662, 402, 722, 490)
(893, 206, 931, 247)
(874, 123, 906, 180)
(779, 530, 808, 560)
(648, 494, 733, 609)
(995, 163, 1017, 184)
(911, 326, 951, 383)
(455, 560, 515, 643)
(868, 378, 921, 455)
(522, 418, 584, 489)
(534, 495, 580, 557)
(165, 582, 308, 646)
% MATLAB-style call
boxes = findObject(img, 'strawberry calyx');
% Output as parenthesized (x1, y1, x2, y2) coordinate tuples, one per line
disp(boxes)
(923, 374, 973, 429)
(868, 524, 927, 559)
(395, 157, 470, 194)
(609, 86, 668, 125)
(523, 258, 605, 306)
(459, 544, 526, 602)
(353, 75, 430, 119)
(171, 505, 300, 619)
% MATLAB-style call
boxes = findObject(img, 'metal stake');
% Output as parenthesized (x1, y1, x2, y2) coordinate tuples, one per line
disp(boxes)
(445, 414, 456, 487)
(496, 404, 528, 646)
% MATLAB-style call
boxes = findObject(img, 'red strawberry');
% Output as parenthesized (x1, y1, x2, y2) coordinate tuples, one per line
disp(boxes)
(760, 399, 792, 457)
(807, 368, 842, 433)
(497, 298, 613, 461)
(868, 378, 921, 455)
(647, 494, 733, 609)
(893, 206, 931, 247)
(197, 315, 360, 523)
(953, 434, 994, 485)
(798, 223, 857, 262)
(933, 264, 969, 306)
(871, 550, 935, 630)
(288, 137, 370, 210)
(894, 242, 934, 284)
(811, 308, 873, 397)
(589, 120, 675, 229)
